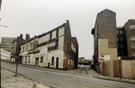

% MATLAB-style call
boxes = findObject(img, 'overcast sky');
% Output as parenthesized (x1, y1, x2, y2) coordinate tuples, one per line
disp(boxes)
(0, 0, 135, 59)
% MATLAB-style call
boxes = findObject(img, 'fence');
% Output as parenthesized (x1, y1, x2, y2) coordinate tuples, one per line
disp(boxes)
(100, 59, 135, 79)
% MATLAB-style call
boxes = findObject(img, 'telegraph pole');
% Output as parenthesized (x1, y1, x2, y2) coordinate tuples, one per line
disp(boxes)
(15, 55, 19, 77)
(15, 38, 19, 77)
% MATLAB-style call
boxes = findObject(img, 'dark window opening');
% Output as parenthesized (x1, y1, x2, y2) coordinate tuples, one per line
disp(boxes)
(28, 56, 30, 63)
(52, 56, 54, 65)
(56, 40, 59, 49)
(40, 57, 43, 63)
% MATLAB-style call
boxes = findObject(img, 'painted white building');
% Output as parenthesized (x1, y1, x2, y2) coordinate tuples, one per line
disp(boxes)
(0, 49, 11, 61)
(20, 20, 78, 69)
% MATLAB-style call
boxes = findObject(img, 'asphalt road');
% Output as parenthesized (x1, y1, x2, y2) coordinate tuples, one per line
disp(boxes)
(1, 62, 135, 88)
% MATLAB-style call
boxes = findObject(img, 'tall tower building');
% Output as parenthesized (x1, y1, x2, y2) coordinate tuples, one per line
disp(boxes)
(92, 9, 118, 64)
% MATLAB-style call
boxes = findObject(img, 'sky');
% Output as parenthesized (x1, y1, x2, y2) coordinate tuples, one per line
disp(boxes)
(0, 0, 135, 59)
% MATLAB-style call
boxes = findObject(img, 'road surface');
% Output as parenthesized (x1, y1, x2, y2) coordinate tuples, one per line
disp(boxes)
(1, 62, 135, 88)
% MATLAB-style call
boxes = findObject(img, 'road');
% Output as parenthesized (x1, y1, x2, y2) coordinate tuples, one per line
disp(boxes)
(1, 62, 135, 88)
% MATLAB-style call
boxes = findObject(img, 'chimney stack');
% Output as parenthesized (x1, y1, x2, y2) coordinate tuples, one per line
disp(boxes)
(20, 34, 23, 39)
(26, 34, 30, 40)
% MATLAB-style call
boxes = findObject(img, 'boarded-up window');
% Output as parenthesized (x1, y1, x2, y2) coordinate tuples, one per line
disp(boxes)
(52, 30, 56, 39)
(59, 27, 64, 36)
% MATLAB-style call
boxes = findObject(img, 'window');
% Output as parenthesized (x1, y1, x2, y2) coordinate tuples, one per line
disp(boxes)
(34, 41, 38, 48)
(120, 44, 124, 48)
(23, 46, 25, 52)
(56, 40, 59, 49)
(52, 57, 54, 65)
(25, 56, 27, 64)
(131, 50, 135, 56)
(131, 36, 135, 41)
(131, 44, 135, 48)
(120, 37, 123, 41)
(40, 57, 43, 63)
(116, 30, 119, 34)
(26, 45, 28, 50)
(120, 30, 123, 34)
(30, 42, 33, 49)
(130, 25, 135, 29)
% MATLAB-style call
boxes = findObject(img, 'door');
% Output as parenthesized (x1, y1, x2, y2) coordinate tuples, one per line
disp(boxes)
(25, 56, 27, 64)
(48, 63, 50, 68)
(19, 56, 22, 64)
(56, 57, 59, 69)
(35, 58, 39, 66)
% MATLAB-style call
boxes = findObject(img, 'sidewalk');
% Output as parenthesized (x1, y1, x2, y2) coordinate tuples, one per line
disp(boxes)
(1, 68, 49, 88)
(87, 68, 135, 84)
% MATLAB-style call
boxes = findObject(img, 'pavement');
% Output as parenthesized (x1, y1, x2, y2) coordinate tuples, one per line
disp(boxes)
(2, 61, 135, 88)
(1, 68, 49, 88)
(87, 68, 135, 84)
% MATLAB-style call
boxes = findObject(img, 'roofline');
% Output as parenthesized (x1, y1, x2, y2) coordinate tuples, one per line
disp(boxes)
(38, 23, 65, 38)
(20, 22, 66, 46)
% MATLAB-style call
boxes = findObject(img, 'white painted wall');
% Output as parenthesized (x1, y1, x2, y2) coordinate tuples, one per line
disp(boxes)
(59, 27, 64, 36)
(38, 34, 50, 44)
(48, 42, 56, 47)
(59, 36, 64, 49)
(39, 45, 48, 67)
(1, 49, 11, 61)
(52, 30, 56, 39)
(48, 49, 64, 69)
(20, 27, 65, 69)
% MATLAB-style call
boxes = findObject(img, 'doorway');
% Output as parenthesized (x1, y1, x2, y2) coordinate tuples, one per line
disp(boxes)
(35, 57, 39, 66)
(56, 57, 59, 69)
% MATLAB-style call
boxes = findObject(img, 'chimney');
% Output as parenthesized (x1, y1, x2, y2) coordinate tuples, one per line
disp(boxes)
(20, 34, 23, 39)
(26, 34, 30, 40)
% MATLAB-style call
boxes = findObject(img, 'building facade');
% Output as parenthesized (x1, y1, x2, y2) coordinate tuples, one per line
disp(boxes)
(91, 9, 118, 66)
(117, 27, 127, 56)
(0, 37, 16, 52)
(91, 9, 135, 71)
(11, 34, 25, 63)
(0, 48, 11, 61)
(124, 19, 135, 57)
(20, 20, 78, 69)
(116, 20, 135, 58)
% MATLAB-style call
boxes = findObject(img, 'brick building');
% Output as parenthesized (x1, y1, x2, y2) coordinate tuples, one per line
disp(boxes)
(11, 34, 25, 63)
(116, 19, 135, 58)
(91, 9, 118, 68)
(20, 20, 78, 69)
(124, 19, 135, 57)
(91, 9, 135, 70)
